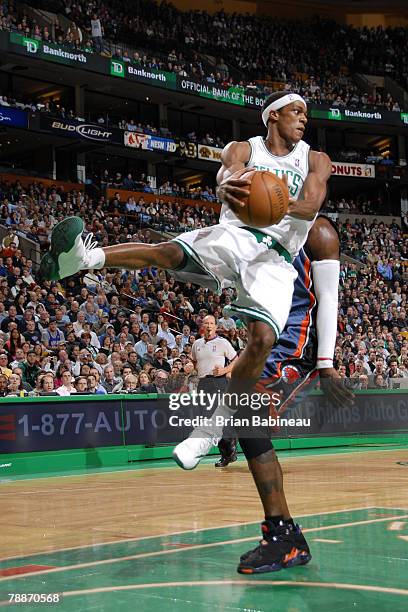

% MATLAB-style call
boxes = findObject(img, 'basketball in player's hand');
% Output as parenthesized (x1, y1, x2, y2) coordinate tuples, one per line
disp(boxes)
(234, 170, 289, 228)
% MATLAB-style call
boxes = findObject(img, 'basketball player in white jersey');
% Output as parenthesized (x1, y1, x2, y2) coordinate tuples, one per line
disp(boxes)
(39, 90, 331, 574)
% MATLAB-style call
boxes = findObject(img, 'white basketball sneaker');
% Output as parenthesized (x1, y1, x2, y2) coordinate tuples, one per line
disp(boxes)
(39, 217, 99, 281)
(172, 436, 219, 470)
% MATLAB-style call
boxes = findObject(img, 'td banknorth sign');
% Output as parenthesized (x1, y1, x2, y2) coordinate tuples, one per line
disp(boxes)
(10, 33, 88, 65)
(4, 32, 408, 126)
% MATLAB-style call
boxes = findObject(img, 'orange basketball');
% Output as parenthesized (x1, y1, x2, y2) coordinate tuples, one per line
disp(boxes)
(237, 170, 289, 228)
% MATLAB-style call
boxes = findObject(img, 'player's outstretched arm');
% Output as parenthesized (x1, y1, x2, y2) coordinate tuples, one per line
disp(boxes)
(307, 218, 354, 407)
(216, 141, 254, 209)
(287, 151, 331, 220)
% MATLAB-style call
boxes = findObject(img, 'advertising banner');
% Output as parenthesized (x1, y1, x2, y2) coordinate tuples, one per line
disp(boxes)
(0, 398, 124, 453)
(176, 76, 264, 108)
(9, 32, 90, 67)
(0, 105, 28, 128)
(197, 144, 223, 162)
(2, 32, 407, 127)
(1, 390, 408, 454)
(124, 131, 177, 152)
(110, 59, 177, 90)
(124, 132, 198, 158)
(175, 140, 197, 159)
(0, 390, 408, 454)
(40, 115, 123, 144)
(311, 106, 402, 127)
(331, 162, 376, 178)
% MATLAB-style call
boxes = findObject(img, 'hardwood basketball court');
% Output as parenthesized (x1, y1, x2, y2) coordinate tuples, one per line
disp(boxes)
(1, 445, 408, 610)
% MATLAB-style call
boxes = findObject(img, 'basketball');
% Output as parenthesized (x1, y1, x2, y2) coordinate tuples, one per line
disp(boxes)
(236, 170, 289, 227)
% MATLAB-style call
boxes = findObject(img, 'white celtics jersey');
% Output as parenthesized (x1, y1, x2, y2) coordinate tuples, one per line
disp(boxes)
(219, 136, 314, 258)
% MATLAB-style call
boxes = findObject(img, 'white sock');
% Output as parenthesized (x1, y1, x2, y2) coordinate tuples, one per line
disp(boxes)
(84, 247, 105, 270)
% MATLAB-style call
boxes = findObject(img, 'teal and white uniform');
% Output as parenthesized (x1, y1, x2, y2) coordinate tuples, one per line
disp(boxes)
(171, 137, 314, 337)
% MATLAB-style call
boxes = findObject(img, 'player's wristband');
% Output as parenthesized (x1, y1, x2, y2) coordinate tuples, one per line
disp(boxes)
(316, 358, 334, 370)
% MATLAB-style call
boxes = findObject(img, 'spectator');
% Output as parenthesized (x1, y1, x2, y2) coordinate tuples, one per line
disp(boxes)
(90, 14, 104, 53)
(39, 373, 56, 394)
(0, 352, 12, 378)
(374, 373, 388, 389)
(387, 358, 404, 379)
(151, 370, 168, 393)
(6, 373, 28, 396)
(0, 374, 8, 396)
(152, 347, 171, 372)
(42, 317, 65, 350)
(18, 350, 41, 388)
(101, 364, 116, 392)
(158, 321, 176, 349)
(135, 331, 150, 359)
(56, 371, 77, 396)
(75, 376, 89, 394)
(123, 373, 139, 392)
(218, 310, 237, 332)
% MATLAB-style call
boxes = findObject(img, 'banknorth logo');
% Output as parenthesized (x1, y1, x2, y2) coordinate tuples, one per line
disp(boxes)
(329, 108, 342, 120)
(51, 121, 113, 141)
(23, 37, 39, 54)
(110, 60, 125, 77)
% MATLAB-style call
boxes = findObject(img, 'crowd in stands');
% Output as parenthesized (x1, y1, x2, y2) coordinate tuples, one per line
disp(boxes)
(1, 1, 406, 111)
(0, 177, 219, 242)
(0, 184, 246, 397)
(323, 192, 399, 217)
(336, 218, 408, 388)
(98, 169, 218, 204)
(334, 217, 408, 389)
(0, 174, 407, 396)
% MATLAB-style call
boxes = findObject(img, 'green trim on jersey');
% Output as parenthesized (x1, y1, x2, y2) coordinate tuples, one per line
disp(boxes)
(225, 304, 280, 339)
(241, 227, 292, 263)
(172, 237, 222, 292)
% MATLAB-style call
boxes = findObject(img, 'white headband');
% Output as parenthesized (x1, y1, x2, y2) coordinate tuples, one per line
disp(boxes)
(262, 94, 307, 127)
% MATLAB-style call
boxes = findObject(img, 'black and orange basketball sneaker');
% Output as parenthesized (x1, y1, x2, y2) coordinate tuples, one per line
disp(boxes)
(215, 438, 237, 468)
(237, 520, 311, 574)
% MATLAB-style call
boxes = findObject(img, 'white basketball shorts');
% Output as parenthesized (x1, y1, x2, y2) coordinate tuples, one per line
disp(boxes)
(170, 224, 297, 338)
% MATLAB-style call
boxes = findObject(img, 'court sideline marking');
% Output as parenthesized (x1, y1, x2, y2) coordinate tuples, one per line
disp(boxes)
(1, 512, 407, 583)
(59, 580, 408, 599)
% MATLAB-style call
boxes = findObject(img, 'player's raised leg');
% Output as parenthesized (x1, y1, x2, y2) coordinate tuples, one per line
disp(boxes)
(39, 216, 184, 281)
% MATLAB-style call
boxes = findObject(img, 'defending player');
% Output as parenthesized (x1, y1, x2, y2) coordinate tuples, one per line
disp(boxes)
(216, 215, 351, 467)
(236, 215, 354, 573)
